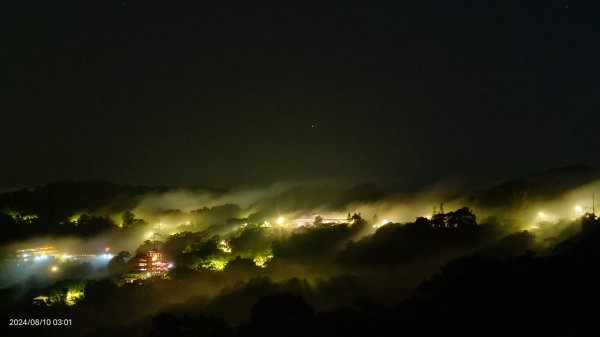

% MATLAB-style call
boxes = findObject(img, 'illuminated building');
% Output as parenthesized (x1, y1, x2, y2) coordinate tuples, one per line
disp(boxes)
(15, 246, 60, 262)
(138, 250, 169, 274)
(122, 250, 170, 284)
(14, 246, 114, 264)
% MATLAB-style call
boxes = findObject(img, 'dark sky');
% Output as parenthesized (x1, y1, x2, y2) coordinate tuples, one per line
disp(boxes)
(1, 0, 599, 189)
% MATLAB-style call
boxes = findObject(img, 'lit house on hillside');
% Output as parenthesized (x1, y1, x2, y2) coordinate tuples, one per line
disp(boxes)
(138, 250, 169, 274)
(122, 250, 170, 284)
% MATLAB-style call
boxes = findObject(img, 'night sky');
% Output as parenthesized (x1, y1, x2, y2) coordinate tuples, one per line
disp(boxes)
(2, 0, 599, 189)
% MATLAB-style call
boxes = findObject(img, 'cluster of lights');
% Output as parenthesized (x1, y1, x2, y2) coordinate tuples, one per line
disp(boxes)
(528, 204, 588, 231)
(259, 217, 287, 228)
(60, 254, 73, 260)
(33, 255, 49, 261)
(17, 245, 117, 266)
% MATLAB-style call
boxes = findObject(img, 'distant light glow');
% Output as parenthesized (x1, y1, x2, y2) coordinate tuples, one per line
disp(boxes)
(203, 259, 227, 271)
(65, 290, 84, 306)
(277, 216, 285, 225)
(253, 254, 273, 268)
(372, 219, 390, 229)
(575, 205, 583, 216)
(218, 240, 232, 253)
(50, 266, 58, 272)
(34, 254, 49, 261)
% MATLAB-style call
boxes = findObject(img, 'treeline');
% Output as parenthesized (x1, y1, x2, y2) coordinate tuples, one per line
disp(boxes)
(0, 181, 223, 243)
(2, 214, 599, 337)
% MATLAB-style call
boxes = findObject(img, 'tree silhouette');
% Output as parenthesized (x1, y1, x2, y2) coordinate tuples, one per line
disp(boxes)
(107, 251, 131, 276)
(121, 210, 146, 229)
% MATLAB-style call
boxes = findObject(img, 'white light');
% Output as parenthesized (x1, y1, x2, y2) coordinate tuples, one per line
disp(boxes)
(537, 211, 547, 220)
(575, 205, 583, 215)
(277, 217, 285, 225)
(50, 266, 58, 272)
(382, 219, 390, 225)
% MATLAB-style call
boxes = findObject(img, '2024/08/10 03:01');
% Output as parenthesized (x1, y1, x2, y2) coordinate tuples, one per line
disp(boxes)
(9, 318, 72, 326)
